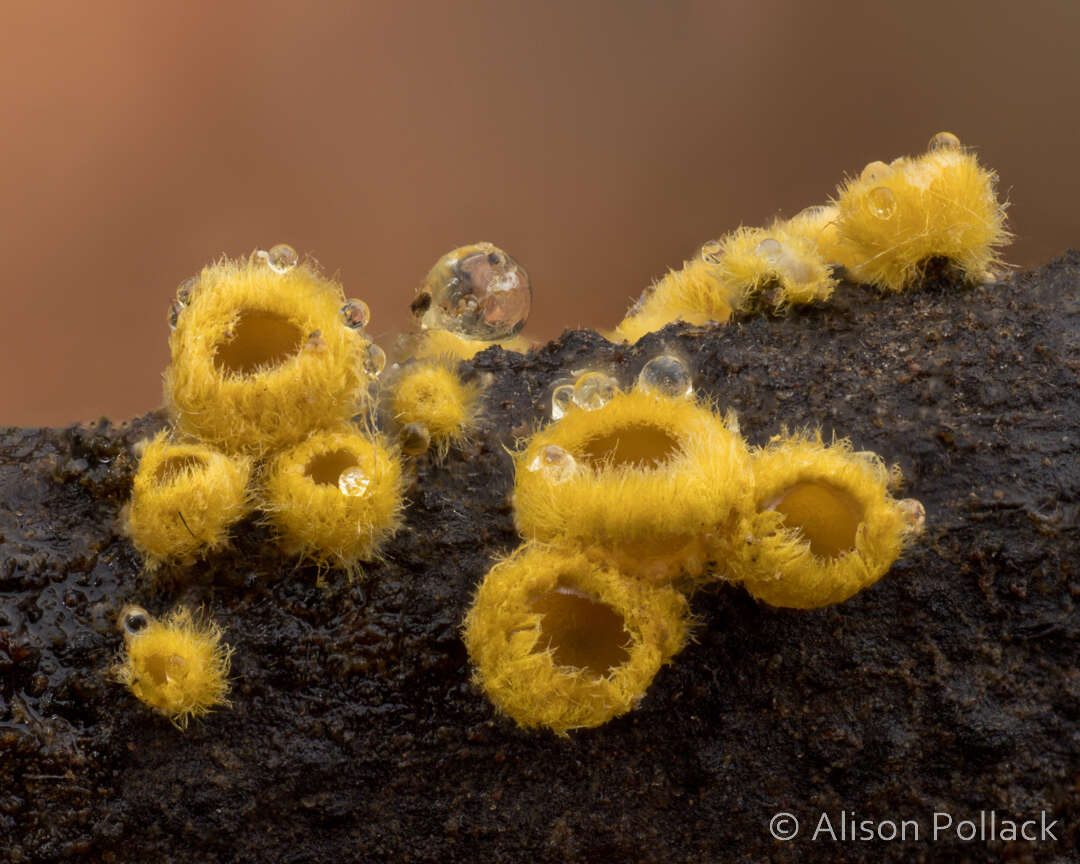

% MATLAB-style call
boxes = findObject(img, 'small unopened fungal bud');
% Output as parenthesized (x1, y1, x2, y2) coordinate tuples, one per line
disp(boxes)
(897, 498, 926, 536)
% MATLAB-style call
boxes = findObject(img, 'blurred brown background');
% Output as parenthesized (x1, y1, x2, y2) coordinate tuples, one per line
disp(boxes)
(2, 0, 1077, 426)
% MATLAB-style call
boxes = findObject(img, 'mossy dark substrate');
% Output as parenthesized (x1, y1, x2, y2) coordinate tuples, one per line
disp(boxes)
(3, 254, 1079, 864)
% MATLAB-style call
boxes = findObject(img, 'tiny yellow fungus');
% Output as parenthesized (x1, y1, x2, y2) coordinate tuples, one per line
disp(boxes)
(410, 328, 531, 362)
(463, 544, 689, 734)
(387, 361, 480, 458)
(730, 433, 913, 609)
(712, 225, 837, 310)
(112, 605, 232, 728)
(122, 431, 251, 568)
(514, 389, 753, 584)
(164, 250, 378, 455)
(832, 140, 1010, 291)
(262, 427, 405, 573)
(611, 255, 736, 344)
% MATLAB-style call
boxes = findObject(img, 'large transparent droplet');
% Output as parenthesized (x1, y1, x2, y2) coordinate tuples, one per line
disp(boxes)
(700, 239, 723, 265)
(866, 186, 897, 220)
(363, 342, 387, 377)
(572, 372, 617, 411)
(754, 238, 783, 260)
(551, 384, 574, 420)
(637, 354, 693, 398)
(860, 160, 891, 183)
(415, 242, 531, 341)
(897, 498, 926, 536)
(927, 131, 961, 152)
(267, 243, 298, 274)
(338, 466, 371, 497)
(528, 444, 578, 483)
(399, 422, 431, 456)
(341, 299, 370, 330)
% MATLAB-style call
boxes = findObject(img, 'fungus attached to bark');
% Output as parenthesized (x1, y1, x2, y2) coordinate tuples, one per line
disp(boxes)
(164, 250, 378, 455)
(386, 361, 480, 458)
(730, 433, 916, 608)
(262, 427, 405, 573)
(122, 431, 252, 568)
(112, 605, 232, 729)
(514, 389, 753, 584)
(463, 544, 689, 734)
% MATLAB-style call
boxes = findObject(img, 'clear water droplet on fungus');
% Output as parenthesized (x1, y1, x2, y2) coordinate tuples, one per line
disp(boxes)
(120, 606, 150, 638)
(637, 354, 693, 398)
(551, 384, 575, 420)
(341, 299, 371, 330)
(168, 276, 198, 330)
(338, 466, 371, 497)
(416, 242, 531, 341)
(267, 243, 299, 274)
(754, 237, 783, 260)
(866, 186, 897, 220)
(897, 498, 926, 536)
(363, 342, 387, 377)
(860, 160, 891, 183)
(528, 444, 578, 482)
(166, 653, 189, 681)
(572, 372, 617, 411)
(399, 422, 431, 456)
(700, 239, 723, 265)
(928, 131, 961, 152)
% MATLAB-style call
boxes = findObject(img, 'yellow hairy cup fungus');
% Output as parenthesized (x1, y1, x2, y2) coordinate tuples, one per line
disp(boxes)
(262, 427, 405, 572)
(832, 134, 1010, 291)
(112, 605, 232, 728)
(713, 225, 837, 310)
(611, 254, 736, 344)
(731, 433, 919, 609)
(122, 431, 252, 568)
(387, 361, 480, 458)
(463, 544, 689, 734)
(164, 248, 378, 455)
(513, 389, 753, 584)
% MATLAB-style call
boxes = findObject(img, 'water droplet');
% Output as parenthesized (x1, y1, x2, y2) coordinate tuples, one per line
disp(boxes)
(168, 276, 198, 330)
(700, 239, 723, 265)
(341, 299, 370, 330)
(120, 606, 150, 638)
(860, 160, 891, 183)
(399, 422, 431, 456)
(572, 372, 617, 411)
(338, 467, 371, 497)
(898, 498, 925, 536)
(528, 444, 578, 482)
(754, 237, 783, 261)
(927, 131, 961, 152)
(267, 243, 298, 274)
(866, 186, 897, 220)
(637, 354, 693, 398)
(551, 384, 574, 420)
(363, 342, 387, 377)
(416, 242, 531, 340)
(166, 654, 189, 681)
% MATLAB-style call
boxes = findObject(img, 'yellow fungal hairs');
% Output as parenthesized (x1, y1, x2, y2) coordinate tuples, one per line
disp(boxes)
(410, 328, 531, 362)
(729, 432, 912, 609)
(122, 430, 251, 568)
(779, 204, 855, 270)
(387, 361, 480, 457)
(611, 255, 736, 344)
(713, 225, 837, 310)
(164, 252, 377, 455)
(513, 389, 753, 585)
(112, 606, 232, 728)
(262, 427, 405, 573)
(832, 139, 1010, 291)
(463, 544, 689, 735)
